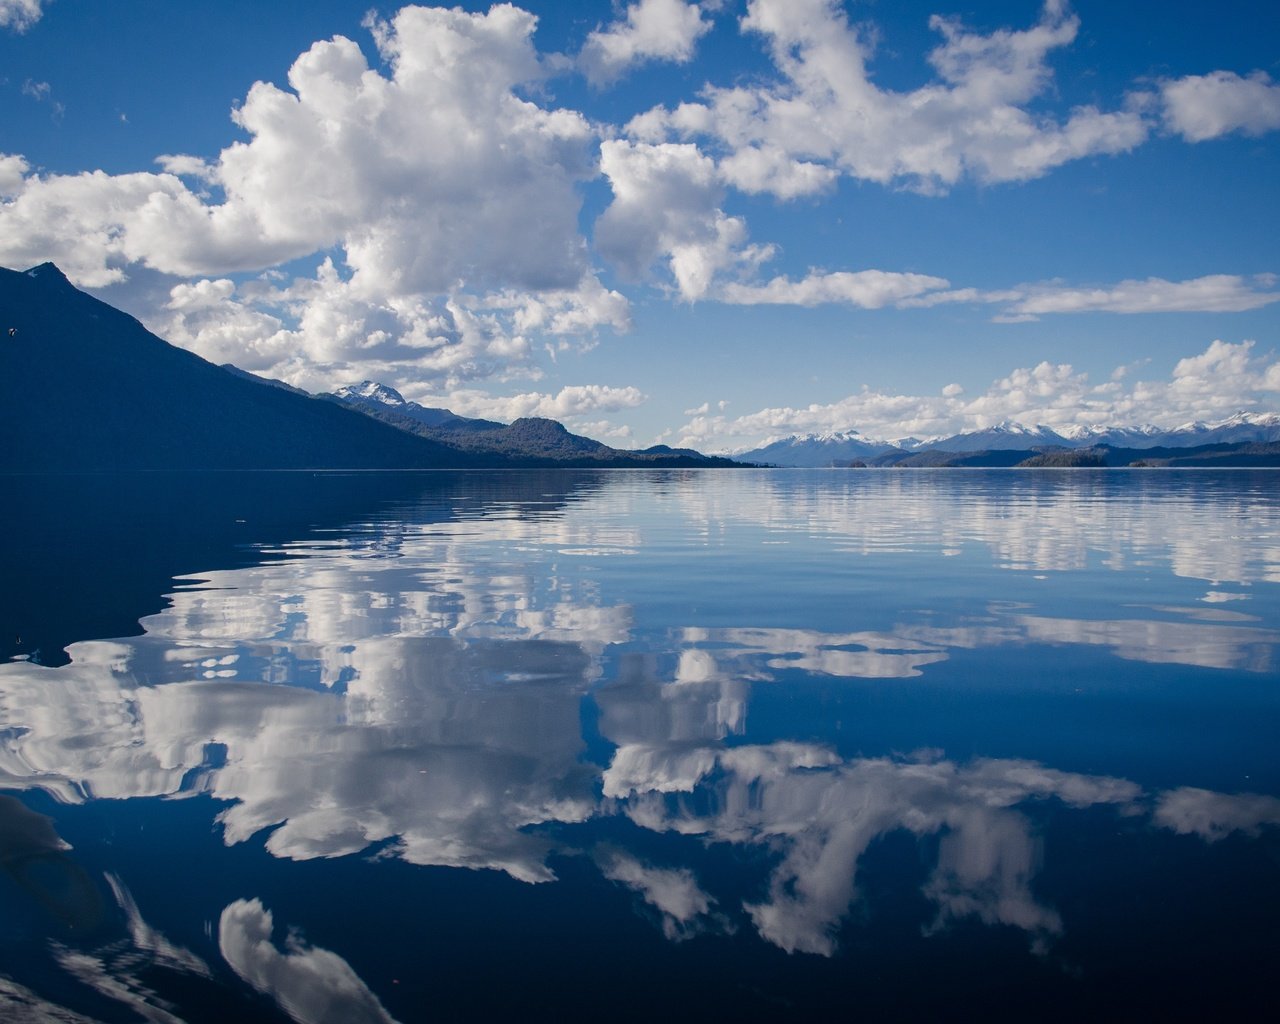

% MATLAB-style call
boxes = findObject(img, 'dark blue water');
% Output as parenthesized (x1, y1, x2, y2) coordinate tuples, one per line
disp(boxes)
(1, 469, 1278, 1021)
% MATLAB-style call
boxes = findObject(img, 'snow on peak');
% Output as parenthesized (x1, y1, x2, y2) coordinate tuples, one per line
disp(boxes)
(337, 381, 406, 407)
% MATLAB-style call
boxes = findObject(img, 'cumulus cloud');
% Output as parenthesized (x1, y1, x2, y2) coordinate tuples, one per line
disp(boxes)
(596, 139, 773, 301)
(0, 153, 29, 197)
(446, 383, 647, 423)
(580, 0, 712, 86)
(674, 338, 1280, 451)
(0, 0, 41, 32)
(220, 899, 400, 1024)
(627, 0, 1148, 196)
(1162, 70, 1280, 142)
(0, 6, 627, 390)
(151, 259, 624, 394)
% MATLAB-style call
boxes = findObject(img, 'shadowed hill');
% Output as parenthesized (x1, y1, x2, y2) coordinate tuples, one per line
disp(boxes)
(0, 263, 489, 471)
(326, 386, 744, 467)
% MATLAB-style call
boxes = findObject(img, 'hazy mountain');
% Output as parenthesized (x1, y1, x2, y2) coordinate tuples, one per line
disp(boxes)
(1060, 413, 1280, 449)
(738, 431, 899, 467)
(925, 421, 1070, 452)
(865, 441, 1280, 468)
(739, 413, 1280, 466)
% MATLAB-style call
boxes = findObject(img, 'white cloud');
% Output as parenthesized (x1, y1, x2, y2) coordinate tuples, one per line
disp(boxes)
(697, 268, 1280, 319)
(0, 0, 41, 32)
(719, 269, 950, 308)
(580, 0, 712, 86)
(596, 139, 773, 301)
(158, 277, 290, 371)
(0, 153, 28, 197)
(568, 418, 635, 444)
(220, 899, 400, 1024)
(675, 338, 1280, 451)
(0, 168, 221, 288)
(446, 383, 647, 422)
(0, 6, 627, 389)
(1162, 70, 1280, 142)
(1011, 274, 1280, 316)
(153, 261, 547, 392)
(629, 0, 1148, 197)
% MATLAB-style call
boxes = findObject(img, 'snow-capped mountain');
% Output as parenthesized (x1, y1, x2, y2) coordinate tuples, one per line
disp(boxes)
(736, 412, 1280, 465)
(1059, 413, 1280, 448)
(925, 421, 1070, 453)
(741, 430, 900, 467)
(1158, 411, 1280, 447)
(333, 380, 474, 428)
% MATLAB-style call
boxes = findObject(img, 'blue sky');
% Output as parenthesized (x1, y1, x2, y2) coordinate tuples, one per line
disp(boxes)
(2, 0, 1278, 450)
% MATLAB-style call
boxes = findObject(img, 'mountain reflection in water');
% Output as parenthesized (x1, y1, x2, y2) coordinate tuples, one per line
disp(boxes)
(0, 469, 1278, 1021)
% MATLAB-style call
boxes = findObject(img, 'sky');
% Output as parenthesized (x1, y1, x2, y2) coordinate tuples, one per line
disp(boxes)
(1, 0, 1278, 452)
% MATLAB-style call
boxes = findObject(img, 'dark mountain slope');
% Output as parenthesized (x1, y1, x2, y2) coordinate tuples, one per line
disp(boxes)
(0, 263, 492, 471)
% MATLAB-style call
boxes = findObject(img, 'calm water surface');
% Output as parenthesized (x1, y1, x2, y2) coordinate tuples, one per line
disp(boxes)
(1, 469, 1278, 1021)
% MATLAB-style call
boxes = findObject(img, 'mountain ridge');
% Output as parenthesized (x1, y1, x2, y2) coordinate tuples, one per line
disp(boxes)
(0, 263, 737, 471)
(739, 411, 1280, 466)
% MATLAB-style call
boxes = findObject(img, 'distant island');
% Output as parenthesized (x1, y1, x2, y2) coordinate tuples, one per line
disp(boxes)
(0, 263, 739, 472)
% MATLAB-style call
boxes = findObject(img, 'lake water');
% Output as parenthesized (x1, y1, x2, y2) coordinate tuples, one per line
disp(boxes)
(1, 469, 1278, 1021)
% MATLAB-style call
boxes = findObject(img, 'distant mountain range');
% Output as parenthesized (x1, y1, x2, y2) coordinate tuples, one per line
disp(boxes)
(739, 413, 1280, 466)
(0, 263, 735, 472)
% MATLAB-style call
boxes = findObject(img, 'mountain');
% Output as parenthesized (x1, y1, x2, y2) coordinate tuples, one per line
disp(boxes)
(1156, 412, 1280, 447)
(220, 364, 312, 397)
(739, 413, 1280, 466)
(330, 381, 741, 466)
(1060, 412, 1280, 449)
(333, 380, 502, 432)
(925, 421, 1069, 452)
(0, 263, 489, 472)
(865, 440, 1280, 468)
(0, 263, 737, 471)
(739, 431, 899, 467)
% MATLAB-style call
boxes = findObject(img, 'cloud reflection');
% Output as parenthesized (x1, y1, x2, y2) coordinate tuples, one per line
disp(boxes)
(1154, 787, 1280, 841)
(594, 847, 726, 941)
(605, 742, 1139, 956)
(661, 471, 1280, 586)
(0, 468, 1277, 975)
(220, 898, 400, 1024)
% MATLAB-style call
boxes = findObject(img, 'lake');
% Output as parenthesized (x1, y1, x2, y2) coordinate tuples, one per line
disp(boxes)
(1, 469, 1278, 1021)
